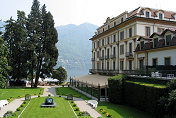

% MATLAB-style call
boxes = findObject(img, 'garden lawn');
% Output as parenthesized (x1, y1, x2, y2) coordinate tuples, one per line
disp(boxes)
(55, 87, 90, 100)
(0, 87, 43, 101)
(19, 97, 77, 118)
(97, 102, 154, 118)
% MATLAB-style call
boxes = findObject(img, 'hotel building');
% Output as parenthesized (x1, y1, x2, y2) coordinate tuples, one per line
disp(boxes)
(89, 7, 176, 75)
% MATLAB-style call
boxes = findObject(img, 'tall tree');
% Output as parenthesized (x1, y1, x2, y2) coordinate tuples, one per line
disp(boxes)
(0, 31, 11, 88)
(34, 4, 58, 87)
(27, 0, 58, 88)
(27, 0, 42, 87)
(3, 11, 28, 80)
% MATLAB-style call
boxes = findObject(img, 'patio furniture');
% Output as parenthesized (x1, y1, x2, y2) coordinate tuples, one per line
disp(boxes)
(0, 100, 8, 110)
(87, 100, 98, 108)
(167, 74, 175, 79)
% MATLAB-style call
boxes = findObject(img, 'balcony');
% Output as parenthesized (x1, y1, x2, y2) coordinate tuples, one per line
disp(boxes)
(99, 56, 105, 60)
(110, 55, 116, 59)
(89, 69, 97, 74)
(105, 56, 110, 60)
(91, 58, 95, 61)
(126, 52, 133, 59)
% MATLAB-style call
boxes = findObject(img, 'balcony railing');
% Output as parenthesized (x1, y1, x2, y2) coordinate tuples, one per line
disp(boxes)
(91, 58, 95, 61)
(105, 56, 110, 59)
(126, 52, 133, 58)
(110, 55, 116, 59)
(89, 69, 119, 75)
(99, 56, 105, 60)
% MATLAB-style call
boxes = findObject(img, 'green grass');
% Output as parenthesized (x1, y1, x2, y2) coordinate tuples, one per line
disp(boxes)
(97, 102, 154, 118)
(0, 87, 43, 101)
(126, 80, 167, 88)
(55, 87, 91, 100)
(19, 97, 77, 118)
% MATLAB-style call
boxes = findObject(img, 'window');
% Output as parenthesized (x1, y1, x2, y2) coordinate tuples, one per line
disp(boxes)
(108, 25, 110, 29)
(120, 60, 124, 70)
(102, 50, 104, 57)
(93, 52, 95, 59)
(158, 28, 164, 33)
(166, 35, 171, 46)
(152, 58, 158, 66)
(129, 60, 132, 70)
(165, 57, 171, 65)
(159, 13, 163, 20)
(94, 42, 96, 48)
(120, 31, 124, 40)
(97, 41, 99, 47)
(97, 62, 99, 69)
(146, 27, 150, 36)
(114, 22, 116, 26)
(120, 45, 124, 55)
(107, 48, 110, 58)
(107, 37, 110, 44)
(113, 47, 116, 56)
(140, 41, 144, 50)
(97, 51, 99, 58)
(146, 11, 150, 18)
(139, 59, 144, 69)
(154, 38, 158, 48)
(103, 28, 104, 32)
(121, 18, 124, 23)
(113, 61, 116, 70)
(102, 39, 104, 46)
(129, 28, 132, 37)
(102, 62, 104, 70)
(129, 43, 132, 53)
(113, 34, 116, 42)
(107, 62, 109, 70)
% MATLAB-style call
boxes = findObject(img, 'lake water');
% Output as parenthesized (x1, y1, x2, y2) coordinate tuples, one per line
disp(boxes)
(66, 68, 89, 82)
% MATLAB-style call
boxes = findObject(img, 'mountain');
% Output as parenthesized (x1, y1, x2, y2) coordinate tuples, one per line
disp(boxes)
(0, 21, 5, 32)
(56, 23, 98, 78)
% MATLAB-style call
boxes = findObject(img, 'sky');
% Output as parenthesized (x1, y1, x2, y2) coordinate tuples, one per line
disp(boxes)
(0, 0, 176, 26)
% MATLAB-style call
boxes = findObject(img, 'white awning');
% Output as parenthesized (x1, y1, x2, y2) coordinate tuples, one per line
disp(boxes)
(72, 74, 110, 88)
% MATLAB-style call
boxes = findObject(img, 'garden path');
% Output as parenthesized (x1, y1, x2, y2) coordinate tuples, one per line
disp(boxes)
(0, 86, 102, 118)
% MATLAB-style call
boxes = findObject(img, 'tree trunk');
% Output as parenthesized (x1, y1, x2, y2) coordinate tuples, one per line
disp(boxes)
(30, 61, 34, 88)
(34, 58, 42, 88)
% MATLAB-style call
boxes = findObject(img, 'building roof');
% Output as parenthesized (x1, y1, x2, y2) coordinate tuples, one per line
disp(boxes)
(137, 36, 152, 41)
(72, 74, 110, 88)
(129, 7, 176, 19)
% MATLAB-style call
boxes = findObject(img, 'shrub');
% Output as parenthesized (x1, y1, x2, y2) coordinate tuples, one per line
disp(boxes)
(167, 79, 176, 91)
(23, 101, 26, 104)
(3, 111, 15, 117)
(38, 95, 40, 97)
(48, 94, 51, 97)
(16, 108, 21, 111)
(74, 107, 79, 111)
(79, 111, 90, 116)
(20, 104, 24, 107)
(72, 104, 77, 107)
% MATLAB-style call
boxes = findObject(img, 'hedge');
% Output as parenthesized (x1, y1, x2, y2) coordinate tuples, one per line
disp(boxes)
(123, 81, 167, 114)
(108, 74, 127, 104)
(108, 74, 168, 115)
